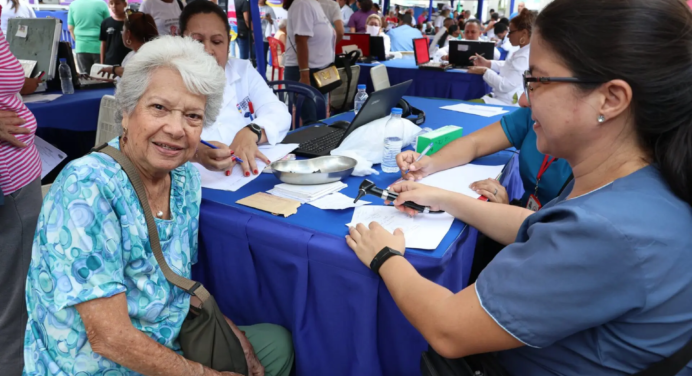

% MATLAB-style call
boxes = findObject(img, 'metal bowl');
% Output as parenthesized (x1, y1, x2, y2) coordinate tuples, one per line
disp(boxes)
(270, 156, 357, 185)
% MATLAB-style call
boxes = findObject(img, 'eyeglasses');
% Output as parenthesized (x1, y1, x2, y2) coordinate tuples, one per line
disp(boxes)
(523, 70, 604, 105)
(125, 8, 141, 23)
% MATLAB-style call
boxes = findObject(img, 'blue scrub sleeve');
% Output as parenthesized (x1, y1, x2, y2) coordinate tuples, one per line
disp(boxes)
(500, 107, 532, 149)
(476, 206, 646, 348)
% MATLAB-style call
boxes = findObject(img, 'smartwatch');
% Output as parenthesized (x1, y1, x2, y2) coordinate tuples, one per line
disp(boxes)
(246, 123, 262, 144)
(370, 247, 403, 276)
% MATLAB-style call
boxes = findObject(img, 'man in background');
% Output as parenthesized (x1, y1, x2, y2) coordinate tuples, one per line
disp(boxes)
(510, 2, 525, 19)
(417, 9, 428, 25)
(387, 13, 422, 51)
(100, 0, 130, 66)
(235, 0, 253, 60)
(338, 0, 353, 25)
(68, 0, 109, 73)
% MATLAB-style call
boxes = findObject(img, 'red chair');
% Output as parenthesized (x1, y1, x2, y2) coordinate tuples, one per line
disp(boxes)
(267, 37, 285, 82)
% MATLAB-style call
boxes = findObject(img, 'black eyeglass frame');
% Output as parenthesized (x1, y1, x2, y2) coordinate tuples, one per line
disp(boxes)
(523, 71, 605, 104)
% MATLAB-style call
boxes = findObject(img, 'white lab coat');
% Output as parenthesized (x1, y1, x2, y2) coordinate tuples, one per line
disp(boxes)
(481, 44, 529, 106)
(202, 59, 291, 146)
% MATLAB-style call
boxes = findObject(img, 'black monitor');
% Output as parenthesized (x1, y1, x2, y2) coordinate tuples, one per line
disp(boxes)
(369, 36, 391, 61)
(47, 41, 80, 91)
(448, 40, 495, 68)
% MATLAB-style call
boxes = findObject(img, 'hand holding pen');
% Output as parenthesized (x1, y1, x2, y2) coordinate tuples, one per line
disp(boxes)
(470, 53, 491, 68)
(197, 140, 244, 176)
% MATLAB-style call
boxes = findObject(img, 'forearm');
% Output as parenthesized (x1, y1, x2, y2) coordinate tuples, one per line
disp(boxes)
(334, 21, 344, 45)
(68, 26, 75, 41)
(429, 121, 511, 173)
(223, 315, 254, 355)
(441, 190, 532, 245)
(100, 43, 106, 65)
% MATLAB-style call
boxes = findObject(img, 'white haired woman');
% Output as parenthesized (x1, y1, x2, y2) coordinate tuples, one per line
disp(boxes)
(22, 36, 293, 376)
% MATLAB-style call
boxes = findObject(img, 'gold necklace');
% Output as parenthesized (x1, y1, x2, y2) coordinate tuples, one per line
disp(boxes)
(144, 180, 168, 219)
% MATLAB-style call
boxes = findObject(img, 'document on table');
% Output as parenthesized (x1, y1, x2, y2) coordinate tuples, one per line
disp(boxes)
(439, 103, 509, 117)
(417, 164, 505, 199)
(194, 143, 299, 191)
(34, 136, 67, 179)
(22, 94, 62, 104)
(347, 206, 455, 250)
(309, 192, 369, 210)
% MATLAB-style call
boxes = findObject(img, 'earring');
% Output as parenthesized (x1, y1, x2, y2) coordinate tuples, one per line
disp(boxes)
(122, 127, 128, 142)
(126, 39, 131, 46)
(519, 37, 526, 45)
(598, 115, 606, 123)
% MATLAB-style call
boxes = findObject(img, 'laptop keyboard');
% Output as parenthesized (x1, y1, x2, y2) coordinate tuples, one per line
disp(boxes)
(297, 129, 345, 154)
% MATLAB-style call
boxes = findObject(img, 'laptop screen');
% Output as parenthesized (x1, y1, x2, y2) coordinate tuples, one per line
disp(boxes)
(336, 33, 371, 56)
(413, 38, 430, 65)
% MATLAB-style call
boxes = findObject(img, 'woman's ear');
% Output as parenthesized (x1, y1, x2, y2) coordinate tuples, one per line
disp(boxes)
(598, 79, 633, 124)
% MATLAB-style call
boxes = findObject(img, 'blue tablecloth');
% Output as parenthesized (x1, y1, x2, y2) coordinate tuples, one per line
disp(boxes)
(27, 88, 114, 131)
(357, 58, 491, 101)
(192, 97, 525, 376)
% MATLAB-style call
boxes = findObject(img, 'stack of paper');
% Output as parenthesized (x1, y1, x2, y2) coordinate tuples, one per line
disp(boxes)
(417, 164, 504, 199)
(439, 103, 509, 117)
(347, 206, 455, 250)
(309, 192, 369, 210)
(268, 181, 347, 203)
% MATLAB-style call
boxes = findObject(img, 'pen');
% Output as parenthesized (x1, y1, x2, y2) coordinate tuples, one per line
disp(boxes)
(200, 139, 244, 164)
(248, 101, 255, 121)
(405, 142, 434, 174)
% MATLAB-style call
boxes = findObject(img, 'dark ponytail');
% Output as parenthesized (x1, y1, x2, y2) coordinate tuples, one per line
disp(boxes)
(10, 0, 19, 11)
(536, 0, 692, 205)
(125, 13, 159, 44)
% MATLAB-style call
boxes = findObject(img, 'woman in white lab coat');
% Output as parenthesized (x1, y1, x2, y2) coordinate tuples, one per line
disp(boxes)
(467, 9, 534, 106)
(180, 1, 291, 177)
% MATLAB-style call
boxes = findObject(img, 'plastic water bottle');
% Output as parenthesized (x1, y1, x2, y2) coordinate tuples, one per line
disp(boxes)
(58, 58, 74, 95)
(382, 108, 404, 173)
(354, 84, 368, 114)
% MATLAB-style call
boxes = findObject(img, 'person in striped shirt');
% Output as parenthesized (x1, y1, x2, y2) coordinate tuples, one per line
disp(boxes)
(0, 12, 42, 375)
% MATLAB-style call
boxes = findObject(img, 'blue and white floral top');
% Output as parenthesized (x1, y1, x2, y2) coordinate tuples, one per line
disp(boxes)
(23, 138, 202, 375)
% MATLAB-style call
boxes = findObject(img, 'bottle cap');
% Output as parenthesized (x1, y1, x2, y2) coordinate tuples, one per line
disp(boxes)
(391, 108, 403, 115)
(357, 84, 366, 90)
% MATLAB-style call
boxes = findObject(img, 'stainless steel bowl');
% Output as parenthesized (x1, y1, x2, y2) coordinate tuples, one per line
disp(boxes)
(270, 156, 357, 185)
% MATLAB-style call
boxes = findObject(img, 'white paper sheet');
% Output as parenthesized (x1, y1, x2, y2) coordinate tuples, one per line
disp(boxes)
(309, 192, 370, 210)
(439, 103, 509, 117)
(269, 181, 347, 203)
(347, 206, 455, 250)
(195, 143, 299, 191)
(34, 136, 67, 179)
(22, 94, 62, 104)
(416, 164, 505, 199)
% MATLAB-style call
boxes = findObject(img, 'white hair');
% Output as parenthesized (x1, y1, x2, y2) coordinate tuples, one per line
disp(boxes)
(115, 36, 226, 128)
(278, 18, 287, 30)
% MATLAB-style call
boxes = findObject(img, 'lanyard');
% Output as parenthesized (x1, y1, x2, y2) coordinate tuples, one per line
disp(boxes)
(534, 155, 557, 196)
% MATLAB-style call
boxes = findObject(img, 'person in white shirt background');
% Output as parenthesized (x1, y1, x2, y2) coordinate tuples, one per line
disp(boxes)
(180, 1, 292, 177)
(436, 19, 501, 61)
(0, 0, 35, 36)
(466, 8, 534, 106)
(429, 17, 454, 55)
(139, 0, 183, 36)
(433, 8, 450, 33)
(317, 0, 344, 45)
(365, 14, 389, 55)
(483, 12, 499, 40)
(338, 0, 353, 25)
(259, 0, 276, 62)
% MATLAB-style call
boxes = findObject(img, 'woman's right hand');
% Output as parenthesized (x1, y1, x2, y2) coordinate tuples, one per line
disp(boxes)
(0, 110, 29, 148)
(397, 150, 436, 181)
(387, 181, 450, 216)
(194, 140, 236, 173)
(471, 53, 491, 68)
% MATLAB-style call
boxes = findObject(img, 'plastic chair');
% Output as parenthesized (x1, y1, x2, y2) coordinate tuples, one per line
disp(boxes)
(329, 65, 361, 114)
(267, 37, 285, 82)
(370, 64, 390, 92)
(95, 95, 122, 146)
(267, 80, 326, 129)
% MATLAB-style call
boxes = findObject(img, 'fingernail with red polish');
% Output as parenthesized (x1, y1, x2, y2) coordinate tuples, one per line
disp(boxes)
(230, 150, 235, 155)
(245, 171, 250, 177)
(225, 170, 231, 176)
(253, 169, 258, 174)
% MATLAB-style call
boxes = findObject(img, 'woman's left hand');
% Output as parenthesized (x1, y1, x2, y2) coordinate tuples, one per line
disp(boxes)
(467, 66, 488, 75)
(346, 222, 406, 268)
(470, 178, 509, 204)
(471, 53, 491, 68)
(229, 128, 270, 177)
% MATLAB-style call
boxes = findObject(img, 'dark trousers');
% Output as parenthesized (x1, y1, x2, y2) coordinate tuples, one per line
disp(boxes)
(263, 41, 270, 64)
(237, 35, 256, 63)
(76, 53, 100, 74)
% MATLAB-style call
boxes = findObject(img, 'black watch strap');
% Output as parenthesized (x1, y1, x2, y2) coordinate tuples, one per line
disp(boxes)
(370, 247, 403, 276)
(246, 123, 262, 143)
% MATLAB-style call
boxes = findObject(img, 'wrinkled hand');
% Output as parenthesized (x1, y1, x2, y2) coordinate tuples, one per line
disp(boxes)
(471, 53, 491, 68)
(441, 55, 449, 61)
(21, 77, 40, 95)
(97, 67, 117, 81)
(346, 222, 406, 267)
(0, 110, 29, 148)
(396, 150, 436, 181)
(229, 128, 270, 177)
(470, 178, 508, 204)
(195, 140, 235, 173)
(467, 66, 488, 75)
(387, 181, 449, 216)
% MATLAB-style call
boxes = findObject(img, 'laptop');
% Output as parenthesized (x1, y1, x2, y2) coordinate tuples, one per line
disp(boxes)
(335, 33, 371, 56)
(365, 36, 394, 62)
(282, 80, 413, 157)
(47, 42, 114, 91)
(413, 38, 450, 71)
(449, 40, 495, 68)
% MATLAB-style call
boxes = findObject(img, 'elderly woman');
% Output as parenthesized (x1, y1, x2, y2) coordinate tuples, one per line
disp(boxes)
(365, 14, 389, 55)
(23, 36, 293, 376)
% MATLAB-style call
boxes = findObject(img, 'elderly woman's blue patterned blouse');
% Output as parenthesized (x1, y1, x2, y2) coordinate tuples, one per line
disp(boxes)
(23, 138, 201, 375)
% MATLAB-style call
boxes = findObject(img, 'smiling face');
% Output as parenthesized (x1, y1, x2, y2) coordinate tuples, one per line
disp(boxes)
(183, 13, 230, 68)
(121, 67, 206, 177)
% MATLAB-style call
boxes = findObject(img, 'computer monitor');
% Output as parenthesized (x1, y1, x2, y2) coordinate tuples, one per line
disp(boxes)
(369, 36, 387, 61)
(335, 33, 370, 56)
(448, 40, 495, 68)
(413, 38, 430, 65)
(47, 41, 80, 91)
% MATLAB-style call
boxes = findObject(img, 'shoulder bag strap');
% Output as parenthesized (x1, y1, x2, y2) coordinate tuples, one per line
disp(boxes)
(632, 338, 692, 376)
(94, 143, 211, 304)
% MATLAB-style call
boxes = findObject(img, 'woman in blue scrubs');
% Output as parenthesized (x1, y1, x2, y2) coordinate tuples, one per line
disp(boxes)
(350, 0, 692, 374)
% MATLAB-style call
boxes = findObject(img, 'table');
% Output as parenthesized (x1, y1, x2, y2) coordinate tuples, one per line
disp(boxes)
(192, 97, 525, 376)
(357, 58, 491, 101)
(27, 88, 114, 183)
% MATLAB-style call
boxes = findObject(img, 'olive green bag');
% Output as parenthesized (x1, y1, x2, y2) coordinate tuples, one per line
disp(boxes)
(96, 144, 249, 375)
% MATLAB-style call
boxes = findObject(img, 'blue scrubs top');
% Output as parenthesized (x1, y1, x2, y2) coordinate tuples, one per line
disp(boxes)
(477, 166, 692, 375)
(501, 108, 573, 206)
